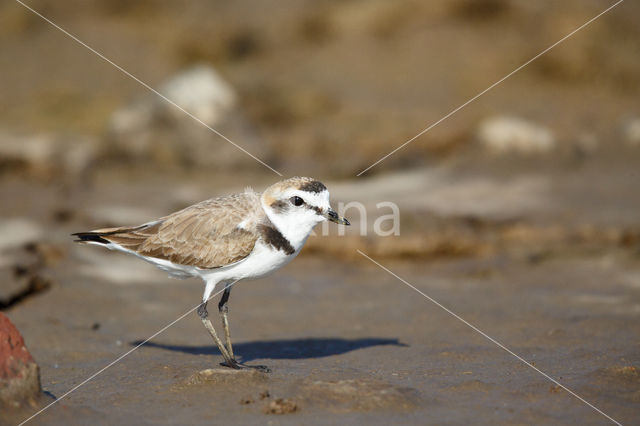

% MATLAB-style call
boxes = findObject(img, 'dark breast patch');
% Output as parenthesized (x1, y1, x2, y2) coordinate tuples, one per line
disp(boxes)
(258, 224, 295, 255)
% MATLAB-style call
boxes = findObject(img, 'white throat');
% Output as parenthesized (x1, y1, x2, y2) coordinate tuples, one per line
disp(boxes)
(261, 202, 319, 252)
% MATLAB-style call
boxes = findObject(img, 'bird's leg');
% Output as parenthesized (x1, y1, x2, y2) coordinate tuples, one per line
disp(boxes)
(213, 287, 271, 373)
(197, 301, 236, 367)
(218, 286, 235, 360)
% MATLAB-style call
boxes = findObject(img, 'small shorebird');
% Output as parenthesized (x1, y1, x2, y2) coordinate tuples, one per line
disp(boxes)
(73, 177, 349, 372)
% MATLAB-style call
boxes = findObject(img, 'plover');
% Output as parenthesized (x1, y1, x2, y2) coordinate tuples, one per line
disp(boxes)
(73, 177, 349, 371)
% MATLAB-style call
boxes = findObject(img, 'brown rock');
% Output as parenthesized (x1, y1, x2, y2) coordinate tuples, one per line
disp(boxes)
(263, 398, 298, 415)
(0, 313, 41, 408)
(181, 368, 267, 387)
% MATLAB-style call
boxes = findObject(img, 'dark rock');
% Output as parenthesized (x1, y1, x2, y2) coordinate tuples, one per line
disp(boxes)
(0, 244, 53, 309)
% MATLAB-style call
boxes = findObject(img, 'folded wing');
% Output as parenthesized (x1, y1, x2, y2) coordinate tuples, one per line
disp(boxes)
(74, 191, 264, 269)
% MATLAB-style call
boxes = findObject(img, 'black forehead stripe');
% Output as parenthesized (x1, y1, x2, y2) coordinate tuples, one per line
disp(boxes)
(299, 180, 326, 193)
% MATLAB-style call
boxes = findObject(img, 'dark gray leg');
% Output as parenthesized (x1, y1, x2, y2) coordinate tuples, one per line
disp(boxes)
(218, 285, 235, 360)
(214, 286, 271, 373)
(197, 301, 237, 367)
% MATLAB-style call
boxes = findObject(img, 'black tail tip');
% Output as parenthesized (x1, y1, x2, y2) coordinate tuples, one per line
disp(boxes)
(71, 232, 110, 244)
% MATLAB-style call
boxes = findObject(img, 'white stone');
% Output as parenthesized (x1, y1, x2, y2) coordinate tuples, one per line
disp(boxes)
(110, 64, 237, 136)
(477, 116, 555, 154)
(159, 65, 237, 125)
(0, 132, 96, 177)
(621, 116, 640, 146)
(0, 133, 55, 170)
(106, 64, 267, 169)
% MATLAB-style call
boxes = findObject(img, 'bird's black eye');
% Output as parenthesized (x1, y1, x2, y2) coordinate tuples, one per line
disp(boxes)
(290, 196, 304, 206)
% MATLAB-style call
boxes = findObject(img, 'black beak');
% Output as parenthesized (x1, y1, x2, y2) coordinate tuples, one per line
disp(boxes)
(326, 208, 350, 225)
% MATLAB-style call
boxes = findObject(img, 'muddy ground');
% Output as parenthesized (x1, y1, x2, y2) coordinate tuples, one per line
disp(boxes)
(1, 0, 640, 424)
(3, 252, 640, 424)
(2, 154, 639, 425)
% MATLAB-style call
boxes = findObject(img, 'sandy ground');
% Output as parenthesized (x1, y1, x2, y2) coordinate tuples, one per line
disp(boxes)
(1, 160, 639, 424)
(4, 253, 640, 425)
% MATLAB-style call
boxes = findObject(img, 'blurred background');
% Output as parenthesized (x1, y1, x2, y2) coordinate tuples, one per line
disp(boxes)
(1, 0, 639, 258)
(1, 0, 639, 423)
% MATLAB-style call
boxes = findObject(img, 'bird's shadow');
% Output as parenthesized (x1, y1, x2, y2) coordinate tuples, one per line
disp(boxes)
(133, 337, 407, 362)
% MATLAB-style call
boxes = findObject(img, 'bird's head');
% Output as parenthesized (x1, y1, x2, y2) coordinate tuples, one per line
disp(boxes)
(261, 177, 349, 245)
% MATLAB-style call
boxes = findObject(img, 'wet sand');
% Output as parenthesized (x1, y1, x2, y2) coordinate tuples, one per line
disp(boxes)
(4, 248, 639, 425)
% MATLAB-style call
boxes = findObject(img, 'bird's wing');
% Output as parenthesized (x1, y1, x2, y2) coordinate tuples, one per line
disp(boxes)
(79, 191, 265, 269)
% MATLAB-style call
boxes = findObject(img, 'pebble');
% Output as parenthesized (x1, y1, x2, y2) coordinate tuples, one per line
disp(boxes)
(110, 65, 236, 135)
(477, 115, 555, 154)
(0, 132, 97, 178)
(0, 243, 53, 309)
(621, 116, 640, 146)
(263, 398, 298, 415)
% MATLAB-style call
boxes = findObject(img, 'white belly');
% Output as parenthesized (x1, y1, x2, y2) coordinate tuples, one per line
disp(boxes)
(97, 238, 299, 283)
(194, 241, 300, 301)
(96, 238, 303, 302)
(200, 241, 299, 283)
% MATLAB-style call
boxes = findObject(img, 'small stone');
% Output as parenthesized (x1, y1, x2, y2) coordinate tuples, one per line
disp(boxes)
(549, 385, 563, 393)
(110, 65, 236, 135)
(0, 244, 52, 308)
(574, 133, 598, 156)
(477, 116, 555, 154)
(0, 132, 97, 179)
(259, 390, 270, 400)
(0, 133, 55, 177)
(157, 65, 237, 125)
(51, 208, 74, 223)
(185, 368, 267, 386)
(621, 116, 640, 147)
(0, 313, 41, 408)
(239, 396, 254, 405)
(263, 398, 298, 415)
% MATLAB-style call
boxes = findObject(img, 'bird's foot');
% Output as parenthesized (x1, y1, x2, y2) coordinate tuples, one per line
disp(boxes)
(221, 360, 271, 373)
